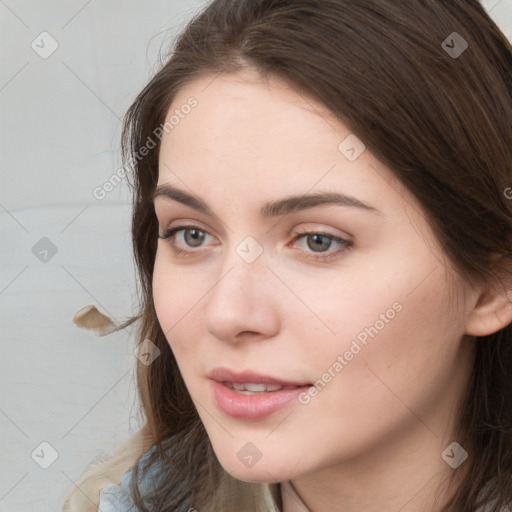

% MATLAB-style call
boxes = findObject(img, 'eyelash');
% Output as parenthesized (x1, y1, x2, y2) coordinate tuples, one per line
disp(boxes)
(157, 224, 353, 262)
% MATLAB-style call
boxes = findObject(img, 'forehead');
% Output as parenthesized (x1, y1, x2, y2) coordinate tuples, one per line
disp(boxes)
(170, 68, 332, 121)
(159, 72, 355, 180)
(155, 71, 420, 228)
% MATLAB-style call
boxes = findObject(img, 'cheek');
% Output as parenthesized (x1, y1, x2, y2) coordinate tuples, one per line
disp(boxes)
(312, 246, 455, 359)
(152, 252, 205, 355)
(301, 268, 465, 434)
(292, 246, 464, 396)
(278, 255, 408, 355)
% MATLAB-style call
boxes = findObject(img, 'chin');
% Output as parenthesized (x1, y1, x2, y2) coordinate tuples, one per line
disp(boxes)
(212, 446, 304, 484)
(222, 464, 284, 484)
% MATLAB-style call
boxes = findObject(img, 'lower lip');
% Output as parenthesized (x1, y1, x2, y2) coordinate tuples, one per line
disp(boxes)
(210, 380, 311, 420)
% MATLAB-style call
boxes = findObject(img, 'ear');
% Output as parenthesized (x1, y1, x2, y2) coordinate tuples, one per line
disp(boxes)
(465, 256, 512, 337)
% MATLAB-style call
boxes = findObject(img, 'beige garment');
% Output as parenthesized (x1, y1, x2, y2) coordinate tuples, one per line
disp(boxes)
(60, 425, 153, 512)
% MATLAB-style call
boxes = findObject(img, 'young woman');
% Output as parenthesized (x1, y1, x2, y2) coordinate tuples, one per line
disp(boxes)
(61, 0, 512, 510)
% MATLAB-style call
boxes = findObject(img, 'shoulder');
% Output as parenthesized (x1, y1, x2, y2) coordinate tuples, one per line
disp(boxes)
(60, 425, 154, 512)
(98, 445, 161, 512)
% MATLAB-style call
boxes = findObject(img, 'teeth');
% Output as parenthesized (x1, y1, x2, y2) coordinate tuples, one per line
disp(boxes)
(226, 382, 298, 394)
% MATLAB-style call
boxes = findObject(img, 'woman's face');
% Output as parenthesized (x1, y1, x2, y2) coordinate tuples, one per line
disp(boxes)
(152, 70, 477, 484)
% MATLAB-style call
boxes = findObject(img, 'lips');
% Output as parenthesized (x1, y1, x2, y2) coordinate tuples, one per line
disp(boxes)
(225, 382, 299, 394)
(207, 367, 313, 420)
(207, 367, 310, 387)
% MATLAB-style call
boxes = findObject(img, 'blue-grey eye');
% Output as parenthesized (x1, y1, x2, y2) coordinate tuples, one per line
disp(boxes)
(181, 228, 206, 247)
(306, 234, 332, 252)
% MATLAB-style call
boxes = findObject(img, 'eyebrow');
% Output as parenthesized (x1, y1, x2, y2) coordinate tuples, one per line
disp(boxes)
(152, 183, 381, 218)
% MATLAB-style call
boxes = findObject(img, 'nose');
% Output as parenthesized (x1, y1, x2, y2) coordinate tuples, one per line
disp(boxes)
(202, 252, 281, 344)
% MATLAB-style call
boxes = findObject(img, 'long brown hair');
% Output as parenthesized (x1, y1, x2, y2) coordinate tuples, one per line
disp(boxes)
(80, 1, 512, 510)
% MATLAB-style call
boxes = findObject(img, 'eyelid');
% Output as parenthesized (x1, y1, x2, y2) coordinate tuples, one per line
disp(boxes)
(293, 224, 353, 242)
(158, 217, 216, 236)
(155, 207, 226, 238)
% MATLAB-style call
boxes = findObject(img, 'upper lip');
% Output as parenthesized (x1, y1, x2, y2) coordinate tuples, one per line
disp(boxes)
(207, 367, 310, 387)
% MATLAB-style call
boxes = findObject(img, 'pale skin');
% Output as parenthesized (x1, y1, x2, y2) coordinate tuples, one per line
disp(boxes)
(151, 68, 512, 512)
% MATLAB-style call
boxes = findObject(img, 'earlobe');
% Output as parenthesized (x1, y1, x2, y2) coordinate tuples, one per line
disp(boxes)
(465, 273, 512, 337)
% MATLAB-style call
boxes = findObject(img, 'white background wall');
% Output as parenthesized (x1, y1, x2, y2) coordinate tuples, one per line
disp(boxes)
(1, 1, 511, 510)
